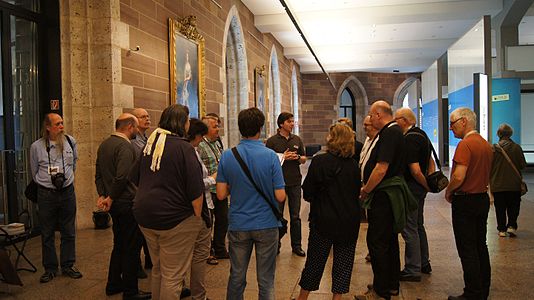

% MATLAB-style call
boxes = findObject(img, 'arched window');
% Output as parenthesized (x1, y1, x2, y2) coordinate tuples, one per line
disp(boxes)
(291, 66, 299, 135)
(339, 88, 355, 123)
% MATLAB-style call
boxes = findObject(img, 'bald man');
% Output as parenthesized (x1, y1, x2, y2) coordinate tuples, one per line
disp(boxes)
(356, 100, 407, 300)
(30, 113, 81, 283)
(96, 114, 151, 299)
(395, 108, 433, 282)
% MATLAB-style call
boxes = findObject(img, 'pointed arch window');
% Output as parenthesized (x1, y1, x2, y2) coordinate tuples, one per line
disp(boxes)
(339, 88, 355, 123)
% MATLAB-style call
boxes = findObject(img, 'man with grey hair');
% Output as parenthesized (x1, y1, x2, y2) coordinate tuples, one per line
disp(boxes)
(394, 108, 433, 282)
(445, 107, 493, 300)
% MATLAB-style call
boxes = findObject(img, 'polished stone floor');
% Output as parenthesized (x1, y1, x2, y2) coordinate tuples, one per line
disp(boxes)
(2, 167, 534, 299)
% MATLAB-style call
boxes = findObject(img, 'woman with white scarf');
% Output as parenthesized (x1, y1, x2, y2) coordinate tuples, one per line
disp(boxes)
(132, 104, 204, 300)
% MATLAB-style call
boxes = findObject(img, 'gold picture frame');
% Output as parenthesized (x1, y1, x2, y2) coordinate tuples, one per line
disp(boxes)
(169, 16, 205, 118)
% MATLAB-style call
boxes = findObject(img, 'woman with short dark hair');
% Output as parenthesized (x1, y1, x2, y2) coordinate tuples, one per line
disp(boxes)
(132, 104, 205, 299)
(296, 123, 361, 300)
(490, 123, 527, 237)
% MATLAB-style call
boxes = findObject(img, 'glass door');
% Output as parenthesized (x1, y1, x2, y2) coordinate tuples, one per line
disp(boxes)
(0, 10, 40, 226)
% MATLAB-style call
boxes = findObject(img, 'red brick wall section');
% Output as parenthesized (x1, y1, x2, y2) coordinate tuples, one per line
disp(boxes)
(119, 0, 299, 128)
(301, 72, 420, 145)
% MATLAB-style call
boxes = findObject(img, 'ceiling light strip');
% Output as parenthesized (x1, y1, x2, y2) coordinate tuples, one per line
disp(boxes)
(278, 0, 335, 90)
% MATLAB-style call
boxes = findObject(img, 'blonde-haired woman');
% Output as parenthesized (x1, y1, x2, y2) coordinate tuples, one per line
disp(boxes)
(296, 123, 361, 300)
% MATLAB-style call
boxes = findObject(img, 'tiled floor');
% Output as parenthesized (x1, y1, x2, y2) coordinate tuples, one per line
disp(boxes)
(2, 167, 534, 299)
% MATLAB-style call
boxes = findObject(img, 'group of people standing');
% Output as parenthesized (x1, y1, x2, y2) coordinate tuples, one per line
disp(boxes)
(28, 98, 526, 300)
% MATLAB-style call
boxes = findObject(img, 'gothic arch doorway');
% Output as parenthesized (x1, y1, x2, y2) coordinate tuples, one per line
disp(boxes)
(222, 6, 249, 148)
(393, 77, 420, 113)
(337, 76, 368, 142)
(268, 46, 281, 135)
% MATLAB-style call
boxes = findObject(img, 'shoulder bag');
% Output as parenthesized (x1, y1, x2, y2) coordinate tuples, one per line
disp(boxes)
(406, 131, 449, 193)
(495, 143, 527, 196)
(231, 147, 288, 238)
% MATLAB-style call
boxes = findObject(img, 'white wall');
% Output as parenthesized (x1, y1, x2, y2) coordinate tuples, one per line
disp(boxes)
(507, 45, 534, 72)
(521, 92, 534, 163)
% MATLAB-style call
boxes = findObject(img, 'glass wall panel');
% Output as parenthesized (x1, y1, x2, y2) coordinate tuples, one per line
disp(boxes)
(1, 0, 39, 12)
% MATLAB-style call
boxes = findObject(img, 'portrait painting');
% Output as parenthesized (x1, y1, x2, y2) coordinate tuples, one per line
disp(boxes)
(255, 65, 266, 112)
(169, 16, 205, 118)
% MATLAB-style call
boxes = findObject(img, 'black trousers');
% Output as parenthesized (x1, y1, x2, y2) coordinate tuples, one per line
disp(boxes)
(492, 191, 521, 232)
(107, 202, 143, 296)
(452, 193, 491, 300)
(211, 193, 228, 256)
(367, 191, 399, 299)
(299, 227, 356, 294)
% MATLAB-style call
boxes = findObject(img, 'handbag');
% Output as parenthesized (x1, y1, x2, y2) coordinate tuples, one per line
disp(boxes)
(495, 143, 527, 196)
(24, 180, 38, 203)
(407, 131, 449, 193)
(231, 147, 288, 238)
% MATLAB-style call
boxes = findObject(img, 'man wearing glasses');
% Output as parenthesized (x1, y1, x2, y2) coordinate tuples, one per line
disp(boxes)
(445, 107, 493, 300)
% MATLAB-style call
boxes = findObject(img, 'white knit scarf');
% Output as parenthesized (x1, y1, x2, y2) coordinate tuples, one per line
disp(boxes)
(143, 127, 172, 172)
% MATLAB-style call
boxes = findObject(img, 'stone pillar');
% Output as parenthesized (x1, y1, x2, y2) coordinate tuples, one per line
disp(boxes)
(60, 0, 132, 228)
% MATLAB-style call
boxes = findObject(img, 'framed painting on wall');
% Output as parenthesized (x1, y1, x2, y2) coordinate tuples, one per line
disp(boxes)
(169, 16, 205, 118)
(254, 65, 266, 112)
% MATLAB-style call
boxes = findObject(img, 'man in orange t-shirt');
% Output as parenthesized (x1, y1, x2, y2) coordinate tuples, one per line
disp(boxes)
(445, 107, 493, 300)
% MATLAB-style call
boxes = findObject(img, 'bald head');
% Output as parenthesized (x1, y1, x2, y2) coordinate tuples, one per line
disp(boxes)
(116, 113, 138, 139)
(369, 100, 394, 130)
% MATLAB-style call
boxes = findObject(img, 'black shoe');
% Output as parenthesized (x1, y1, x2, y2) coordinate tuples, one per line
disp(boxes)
(123, 290, 152, 300)
(399, 270, 421, 282)
(39, 271, 57, 283)
(137, 268, 148, 279)
(106, 287, 123, 296)
(214, 251, 229, 259)
(61, 266, 83, 279)
(292, 248, 306, 257)
(180, 287, 191, 299)
(448, 295, 468, 300)
(366, 283, 399, 296)
(421, 263, 432, 274)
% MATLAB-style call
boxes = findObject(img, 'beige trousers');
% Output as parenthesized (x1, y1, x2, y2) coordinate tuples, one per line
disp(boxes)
(190, 223, 211, 300)
(140, 215, 202, 300)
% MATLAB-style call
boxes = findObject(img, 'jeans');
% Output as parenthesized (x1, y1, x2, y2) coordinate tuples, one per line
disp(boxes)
(279, 185, 302, 249)
(401, 184, 427, 275)
(107, 201, 143, 296)
(367, 191, 399, 299)
(492, 191, 521, 232)
(37, 184, 76, 272)
(227, 228, 278, 300)
(211, 193, 229, 256)
(452, 193, 491, 299)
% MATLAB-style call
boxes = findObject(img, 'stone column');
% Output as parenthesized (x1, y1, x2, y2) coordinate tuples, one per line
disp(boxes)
(60, 0, 132, 228)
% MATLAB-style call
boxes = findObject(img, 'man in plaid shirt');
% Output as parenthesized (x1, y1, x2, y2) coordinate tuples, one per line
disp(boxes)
(198, 115, 229, 259)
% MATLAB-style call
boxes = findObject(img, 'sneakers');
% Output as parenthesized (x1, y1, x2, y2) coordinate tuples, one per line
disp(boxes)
(39, 271, 57, 283)
(62, 266, 83, 279)
(507, 227, 517, 237)
(498, 231, 507, 237)
(354, 288, 388, 300)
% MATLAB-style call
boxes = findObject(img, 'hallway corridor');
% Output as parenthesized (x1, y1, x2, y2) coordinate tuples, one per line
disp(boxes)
(1, 169, 534, 299)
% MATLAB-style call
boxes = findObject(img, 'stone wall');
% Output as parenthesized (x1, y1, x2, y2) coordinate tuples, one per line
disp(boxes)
(301, 72, 420, 145)
(60, 0, 300, 228)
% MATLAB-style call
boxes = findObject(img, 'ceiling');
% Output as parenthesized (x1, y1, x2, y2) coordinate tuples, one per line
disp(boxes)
(241, 0, 533, 74)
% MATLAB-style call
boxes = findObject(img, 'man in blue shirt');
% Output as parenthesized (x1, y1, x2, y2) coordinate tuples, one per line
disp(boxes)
(216, 107, 286, 300)
(30, 113, 81, 283)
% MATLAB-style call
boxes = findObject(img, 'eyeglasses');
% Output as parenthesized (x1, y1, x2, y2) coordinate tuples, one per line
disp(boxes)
(138, 115, 150, 120)
(450, 117, 463, 127)
(394, 117, 405, 122)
